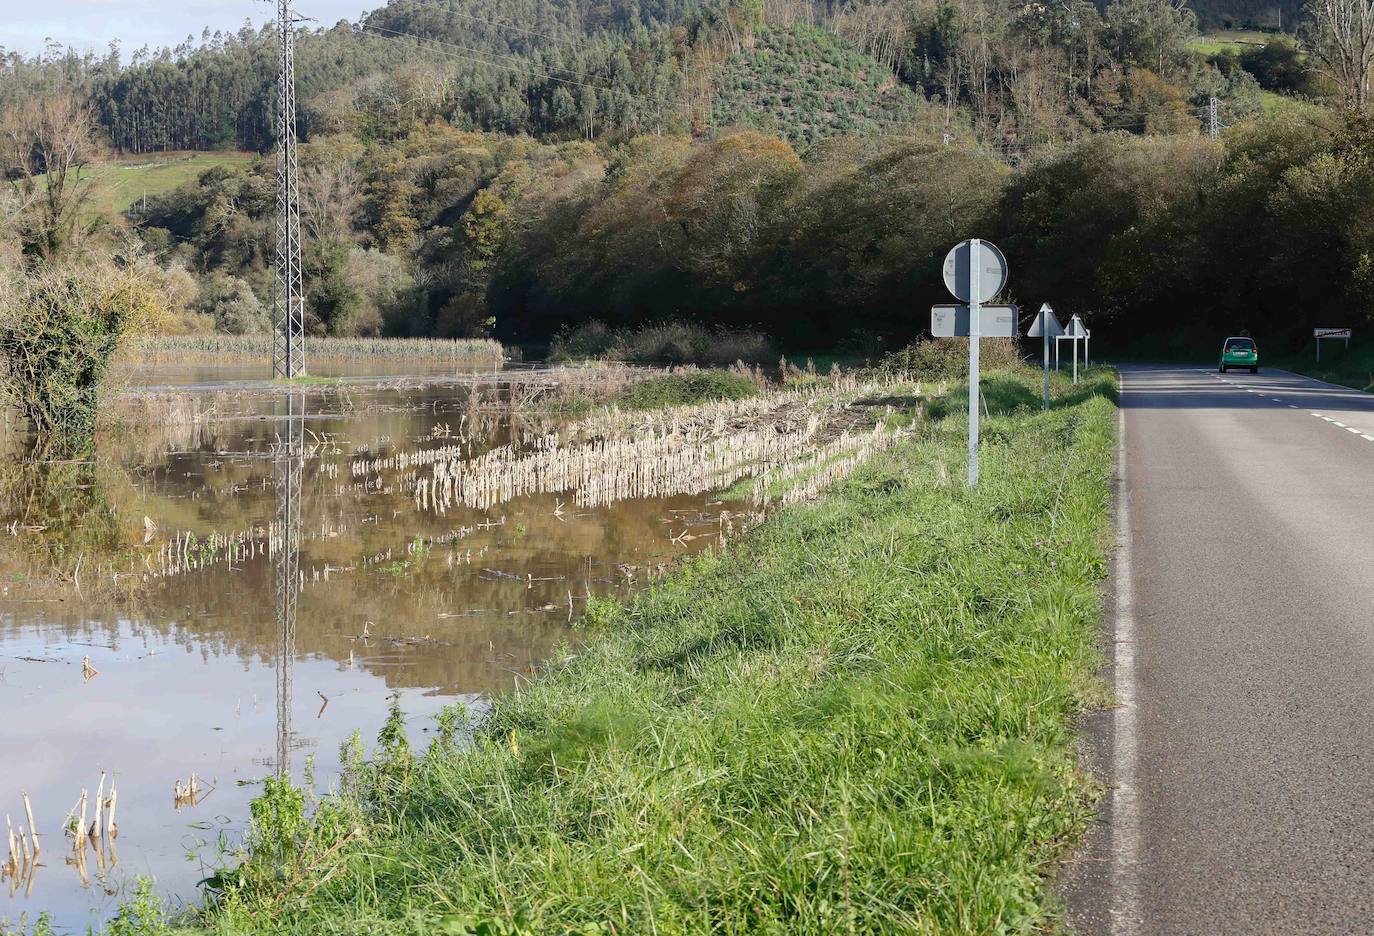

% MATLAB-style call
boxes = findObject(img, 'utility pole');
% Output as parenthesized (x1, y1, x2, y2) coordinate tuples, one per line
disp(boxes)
(1208, 96, 1220, 139)
(273, 0, 305, 380)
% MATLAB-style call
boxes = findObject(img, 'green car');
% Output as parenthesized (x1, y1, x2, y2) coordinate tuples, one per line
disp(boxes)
(1219, 337, 1259, 373)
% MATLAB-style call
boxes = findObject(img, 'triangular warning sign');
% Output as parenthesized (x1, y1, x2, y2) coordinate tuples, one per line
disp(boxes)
(1027, 305, 1063, 338)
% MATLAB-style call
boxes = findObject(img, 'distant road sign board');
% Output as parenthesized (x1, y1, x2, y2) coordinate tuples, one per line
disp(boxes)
(942, 240, 1009, 303)
(1027, 307, 1063, 338)
(1315, 328, 1352, 339)
(931, 304, 1018, 338)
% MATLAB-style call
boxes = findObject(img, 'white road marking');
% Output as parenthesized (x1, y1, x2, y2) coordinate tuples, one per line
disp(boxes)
(1362, 435, 1374, 442)
(1110, 403, 1142, 936)
(1347, 427, 1362, 434)
(1333, 421, 1347, 427)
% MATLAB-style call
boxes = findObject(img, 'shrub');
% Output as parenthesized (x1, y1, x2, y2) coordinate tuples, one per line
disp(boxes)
(612, 322, 777, 367)
(614, 370, 761, 409)
(435, 291, 496, 339)
(880, 337, 1023, 380)
(548, 320, 617, 361)
(0, 260, 165, 443)
(195, 273, 271, 335)
(550, 321, 777, 368)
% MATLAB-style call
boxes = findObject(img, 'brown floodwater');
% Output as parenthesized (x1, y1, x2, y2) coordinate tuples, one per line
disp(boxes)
(0, 377, 738, 932)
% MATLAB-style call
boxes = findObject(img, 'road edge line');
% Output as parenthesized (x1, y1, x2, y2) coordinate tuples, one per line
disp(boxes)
(1110, 395, 1142, 936)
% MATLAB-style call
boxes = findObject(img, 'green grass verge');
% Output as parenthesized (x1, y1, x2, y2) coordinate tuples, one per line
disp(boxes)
(165, 368, 1117, 936)
(1268, 338, 1374, 391)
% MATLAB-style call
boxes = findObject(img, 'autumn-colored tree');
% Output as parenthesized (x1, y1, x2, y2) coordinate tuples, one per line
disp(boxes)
(1304, 0, 1374, 110)
(0, 93, 101, 260)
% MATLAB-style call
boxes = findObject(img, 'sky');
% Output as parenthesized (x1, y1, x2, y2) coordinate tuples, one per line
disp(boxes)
(0, 0, 379, 59)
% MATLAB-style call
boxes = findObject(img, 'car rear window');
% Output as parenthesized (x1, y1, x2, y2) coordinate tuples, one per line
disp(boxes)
(1227, 339, 1255, 350)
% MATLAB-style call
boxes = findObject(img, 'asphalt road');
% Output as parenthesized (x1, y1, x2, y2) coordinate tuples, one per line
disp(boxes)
(1067, 365, 1374, 936)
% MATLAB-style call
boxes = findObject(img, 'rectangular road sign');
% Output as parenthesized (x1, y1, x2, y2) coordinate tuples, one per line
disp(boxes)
(931, 304, 1018, 338)
(1315, 328, 1352, 339)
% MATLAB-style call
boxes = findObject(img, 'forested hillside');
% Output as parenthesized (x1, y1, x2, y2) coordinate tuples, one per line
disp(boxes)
(0, 0, 1288, 154)
(1, 0, 1370, 356)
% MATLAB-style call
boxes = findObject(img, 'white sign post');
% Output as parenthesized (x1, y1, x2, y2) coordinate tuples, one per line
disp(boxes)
(1027, 304, 1063, 410)
(939, 239, 1009, 488)
(1314, 327, 1352, 362)
(1060, 315, 1088, 385)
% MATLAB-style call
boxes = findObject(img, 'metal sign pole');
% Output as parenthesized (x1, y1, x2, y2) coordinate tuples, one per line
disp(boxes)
(1041, 305, 1050, 411)
(1073, 334, 1079, 385)
(968, 239, 981, 488)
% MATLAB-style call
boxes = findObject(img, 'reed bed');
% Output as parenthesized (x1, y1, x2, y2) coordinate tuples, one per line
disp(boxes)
(124, 334, 507, 366)
(750, 422, 914, 507)
(415, 377, 919, 514)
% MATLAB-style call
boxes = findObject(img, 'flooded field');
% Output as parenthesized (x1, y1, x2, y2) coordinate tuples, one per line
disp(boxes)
(0, 366, 913, 932)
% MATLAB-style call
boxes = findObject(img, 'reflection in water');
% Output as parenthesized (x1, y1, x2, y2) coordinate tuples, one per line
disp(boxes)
(0, 379, 745, 931)
(274, 393, 304, 779)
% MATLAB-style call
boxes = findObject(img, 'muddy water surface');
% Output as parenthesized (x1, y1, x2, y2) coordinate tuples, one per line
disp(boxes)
(0, 379, 737, 932)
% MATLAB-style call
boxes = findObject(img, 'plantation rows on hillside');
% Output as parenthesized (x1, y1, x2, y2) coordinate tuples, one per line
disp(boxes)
(713, 25, 944, 144)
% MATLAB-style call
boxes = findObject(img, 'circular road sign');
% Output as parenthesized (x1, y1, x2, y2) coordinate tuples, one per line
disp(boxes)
(943, 239, 1009, 303)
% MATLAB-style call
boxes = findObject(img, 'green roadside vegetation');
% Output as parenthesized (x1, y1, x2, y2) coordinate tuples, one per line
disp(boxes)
(149, 366, 1117, 936)
(1268, 338, 1374, 391)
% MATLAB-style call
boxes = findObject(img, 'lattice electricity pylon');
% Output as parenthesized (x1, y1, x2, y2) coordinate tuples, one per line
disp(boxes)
(273, 392, 304, 777)
(273, 0, 306, 379)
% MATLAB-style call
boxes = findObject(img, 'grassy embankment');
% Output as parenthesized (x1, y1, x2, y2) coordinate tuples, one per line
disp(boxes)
(1268, 337, 1374, 391)
(155, 368, 1116, 936)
